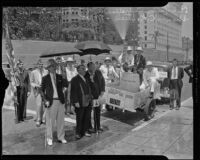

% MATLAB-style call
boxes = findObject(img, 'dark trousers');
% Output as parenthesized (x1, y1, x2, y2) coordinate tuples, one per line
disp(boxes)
(75, 107, 90, 136)
(16, 86, 28, 121)
(170, 80, 182, 108)
(88, 105, 101, 131)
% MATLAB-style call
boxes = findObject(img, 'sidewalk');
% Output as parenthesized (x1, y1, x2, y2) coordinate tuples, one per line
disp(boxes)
(94, 98, 193, 159)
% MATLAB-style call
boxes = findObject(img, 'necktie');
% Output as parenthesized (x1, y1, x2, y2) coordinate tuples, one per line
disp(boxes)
(53, 74, 57, 86)
(107, 66, 110, 77)
(173, 67, 176, 79)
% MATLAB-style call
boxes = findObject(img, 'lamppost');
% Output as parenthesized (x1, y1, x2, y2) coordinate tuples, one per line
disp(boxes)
(166, 32, 170, 62)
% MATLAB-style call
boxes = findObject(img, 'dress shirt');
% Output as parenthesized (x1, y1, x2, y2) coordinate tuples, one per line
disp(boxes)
(99, 64, 119, 81)
(50, 73, 58, 98)
(171, 66, 178, 79)
(65, 66, 77, 82)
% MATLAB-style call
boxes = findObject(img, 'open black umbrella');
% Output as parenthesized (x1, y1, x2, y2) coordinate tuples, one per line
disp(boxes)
(40, 44, 82, 58)
(74, 40, 112, 55)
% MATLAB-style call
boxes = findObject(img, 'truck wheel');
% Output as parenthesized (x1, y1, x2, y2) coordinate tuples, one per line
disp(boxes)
(106, 105, 113, 111)
(143, 98, 156, 121)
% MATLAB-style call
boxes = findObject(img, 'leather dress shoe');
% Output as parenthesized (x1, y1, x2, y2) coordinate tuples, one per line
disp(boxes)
(88, 128, 96, 133)
(84, 132, 91, 137)
(75, 134, 81, 140)
(36, 121, 41, 127)
(58, 139, 67, 144)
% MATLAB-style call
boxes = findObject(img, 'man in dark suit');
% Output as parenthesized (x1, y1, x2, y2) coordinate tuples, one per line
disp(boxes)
(184, 62, 193, 98)
(168, 59, 184, 110)
(134, 46, 146, 85)
(41, 59, 68, 146)
(70, 64, 92, 139)
(85, 62, 105, 134)
(15, 60, 31, 123)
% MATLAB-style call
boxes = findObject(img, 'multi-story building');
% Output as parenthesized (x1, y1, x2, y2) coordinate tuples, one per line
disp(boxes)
(61, 7, 90, 27)
(137, 7, 183, 55)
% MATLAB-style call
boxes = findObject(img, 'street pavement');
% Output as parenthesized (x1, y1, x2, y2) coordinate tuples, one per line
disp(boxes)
(2, 72, 193, 158)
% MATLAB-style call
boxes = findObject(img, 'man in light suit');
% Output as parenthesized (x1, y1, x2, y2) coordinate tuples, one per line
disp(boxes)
(140, 61, 161, 99)
(30, 59, 48, 127)
(70, 64, 92, 139)
(168, 59, 184, 110)
(99, 57, 119, 84)
(41, 59, 68, 146)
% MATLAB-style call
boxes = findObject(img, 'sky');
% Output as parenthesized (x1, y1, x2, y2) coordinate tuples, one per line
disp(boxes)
(181, 2, 193, 40)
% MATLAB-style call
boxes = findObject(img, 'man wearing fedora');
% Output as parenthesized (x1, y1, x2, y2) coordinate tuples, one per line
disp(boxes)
(14, 60, 31, 123)
(65, 57, 77, 115)
(41, 59, 68, 145)
(99, 57, 119, 84)
(140, 61, 161, 100)
(134, 46, 146, 85)
(30, 59, 48, 127)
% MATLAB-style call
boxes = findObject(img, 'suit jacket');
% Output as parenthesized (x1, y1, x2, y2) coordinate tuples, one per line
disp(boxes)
(41, 73, 68, 107)
(70, 74, 91, 107)
(184, 64, 193, 83)
(168, 66, 184, 89)
(134, 54, 146, 70)
(85, 70, 105, 99)
(15, 69, 31, 92)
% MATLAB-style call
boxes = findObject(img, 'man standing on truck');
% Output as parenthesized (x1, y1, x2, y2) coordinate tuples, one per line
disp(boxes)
(134, 46, 146, 85)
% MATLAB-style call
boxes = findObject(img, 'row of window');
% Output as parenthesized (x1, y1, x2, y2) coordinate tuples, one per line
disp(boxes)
(62, 19, 79, 23)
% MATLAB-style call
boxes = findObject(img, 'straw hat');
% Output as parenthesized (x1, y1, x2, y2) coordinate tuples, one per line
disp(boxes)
(104, 57, 111, 61)
(146, 61, 153, 66)
(46, 59, 57, 69)
(136, 46, 143, 52)
(66, 57, 74, 62)
(127, 46, 132, 51)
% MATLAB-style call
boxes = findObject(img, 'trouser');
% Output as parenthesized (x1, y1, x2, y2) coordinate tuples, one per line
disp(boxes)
(169, 80, 181, 108)
(137, 69, 143, 85)
(93, 106, 101, 131)
(16, 86, 28, 121)
(46, 100, 65, 140)
(35, 93, 45, 123)
(75, 107, 90, 136)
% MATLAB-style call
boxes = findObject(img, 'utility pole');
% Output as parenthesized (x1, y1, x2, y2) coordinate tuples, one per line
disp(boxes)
(166, 32, 170, 62)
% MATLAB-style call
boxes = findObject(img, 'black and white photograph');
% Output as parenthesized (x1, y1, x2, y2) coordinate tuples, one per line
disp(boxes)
(2, 3, 194, 158)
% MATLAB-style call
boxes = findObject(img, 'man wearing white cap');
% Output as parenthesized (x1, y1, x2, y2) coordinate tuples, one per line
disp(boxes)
(140, 61, 161, 99)
(134, 46, 146, 85)
(99, 57, 119, 84)
(65, 57, 77, 115)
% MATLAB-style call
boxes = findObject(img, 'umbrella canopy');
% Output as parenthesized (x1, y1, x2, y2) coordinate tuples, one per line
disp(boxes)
(74, 40, 112, 55)
(40, 43, 82, 58)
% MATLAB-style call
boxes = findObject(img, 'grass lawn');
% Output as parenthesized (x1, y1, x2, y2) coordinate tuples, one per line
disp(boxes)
(2, 39, 185, 68)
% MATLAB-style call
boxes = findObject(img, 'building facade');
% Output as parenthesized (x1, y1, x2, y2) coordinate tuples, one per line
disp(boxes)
(135, 5, 183, 56)
(61, 7, 90, 27)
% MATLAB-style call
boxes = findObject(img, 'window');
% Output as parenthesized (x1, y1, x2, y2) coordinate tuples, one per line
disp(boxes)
(76, 12, 78, 15)
(145, 36, 147, 40)
(144, 25, 147, 29)
(144, 31, 147, 34)
(72, 12, 74, 14)
(66, 12, 69, 14)
(145, 44, 147, 48)
(144, 13, 147, 17)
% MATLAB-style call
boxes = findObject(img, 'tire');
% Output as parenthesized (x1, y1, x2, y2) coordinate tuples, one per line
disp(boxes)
(106, 104, 114, 111)
(143, 98, 156, 121)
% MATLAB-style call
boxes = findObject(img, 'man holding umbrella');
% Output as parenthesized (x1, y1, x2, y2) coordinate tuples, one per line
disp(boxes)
(85, 62, 105, 133)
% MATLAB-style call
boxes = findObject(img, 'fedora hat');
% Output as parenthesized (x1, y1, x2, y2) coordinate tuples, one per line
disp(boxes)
(46, 59, 57, 69)
(136, 46, 143, 52)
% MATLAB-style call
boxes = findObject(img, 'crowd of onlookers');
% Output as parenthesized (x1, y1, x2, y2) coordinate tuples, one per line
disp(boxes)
(2, 45, 193, 146)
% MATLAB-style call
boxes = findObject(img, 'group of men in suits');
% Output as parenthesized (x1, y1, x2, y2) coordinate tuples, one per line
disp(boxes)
(36, 58, 105, 145)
